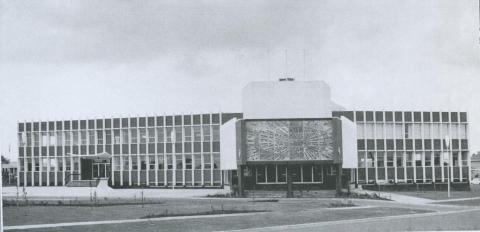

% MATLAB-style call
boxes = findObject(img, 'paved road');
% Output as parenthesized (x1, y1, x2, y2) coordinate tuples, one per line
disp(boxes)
(226, 207, 480, 232)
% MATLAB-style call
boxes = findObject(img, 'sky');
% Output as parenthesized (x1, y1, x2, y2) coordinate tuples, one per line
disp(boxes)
(1, 0, 479, 161)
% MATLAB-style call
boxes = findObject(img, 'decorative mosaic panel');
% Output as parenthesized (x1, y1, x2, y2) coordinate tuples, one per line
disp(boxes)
(245, 120, 334, 161)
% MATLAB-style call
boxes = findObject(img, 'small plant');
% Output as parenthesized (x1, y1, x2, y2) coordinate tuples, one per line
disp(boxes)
(328, 200, 356, 208)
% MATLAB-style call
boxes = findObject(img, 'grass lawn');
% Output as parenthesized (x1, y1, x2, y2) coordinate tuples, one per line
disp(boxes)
(2, 198, 352, 226)
(4, 201, 432, 232)
(3, 197, 430, 229)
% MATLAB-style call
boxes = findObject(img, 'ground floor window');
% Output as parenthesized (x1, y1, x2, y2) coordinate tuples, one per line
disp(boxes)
(148, 155, 155, 170)
(255, 164, 323, 184)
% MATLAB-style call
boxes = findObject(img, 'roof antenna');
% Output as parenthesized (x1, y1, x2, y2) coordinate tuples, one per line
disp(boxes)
(279, 49, 295, 82)
(303, 49, 306, 80)
(267, 48, 271, 80)
(284, 49, 288, 78)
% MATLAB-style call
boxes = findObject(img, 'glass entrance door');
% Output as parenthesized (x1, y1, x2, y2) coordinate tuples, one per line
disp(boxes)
(92, 163, 110, 179)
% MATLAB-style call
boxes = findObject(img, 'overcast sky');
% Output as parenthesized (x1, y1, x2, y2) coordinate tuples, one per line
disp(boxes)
(1, 0, 479, 160)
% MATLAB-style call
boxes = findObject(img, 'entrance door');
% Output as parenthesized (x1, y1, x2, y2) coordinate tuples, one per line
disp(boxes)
(81, 159, 93, 180)
(92, 163, 111, 179)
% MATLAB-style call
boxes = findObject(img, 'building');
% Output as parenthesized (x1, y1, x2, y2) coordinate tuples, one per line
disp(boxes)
(2, 161, 17, 186)
(471, 152, 480, 178)
(16, 80, 471, 193)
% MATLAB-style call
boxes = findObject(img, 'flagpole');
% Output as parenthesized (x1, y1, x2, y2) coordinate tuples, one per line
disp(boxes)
(445, 135, 451, 198)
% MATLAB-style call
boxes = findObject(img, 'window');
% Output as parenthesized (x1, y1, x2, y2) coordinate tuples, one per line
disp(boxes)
(176, 155, 183, 169)
(358, 152, 365, 167)
(432, 124, 440, 139)
(148, 128, 155, 143)
(65, 158, 71, 171)
(376, 152, 384, 167)
(41, 132, 48, 146)
(212, 125, 220, 141)
(366, 152, 375, 167)
(278, 165, 287, 182)
(394, 124, 403, 139)
(405, 124, 412, 139)
(166, 127, 173, 142)
(184, 126, 192, 142)
(414, 153, 421, 166)
(33, 132, 40, 146)
(365, 124, 374, 138)
(357, 124, 364, 139)
(385, 124, 394, 139)
(366, 111, 374, 121)
(185, 154, 192, 169)
(425, 152, 432, 166)
(256, 165, 266, 183)
(167, 155, 173, 169)
(355, 111, 365, 121)
(48, 158, 56, 171)
(461, 151, 468, 166)
(149, 155, 155, 169)
(42, 158, 48, 171)
(96, 130, 103, 145)
(375, 124, 384, 138)
(175, 126, 182, 143)
(203, 153, 211, 169)
(448, 125, 458, 139)
(26, 158, 32, 171)
(157, 155, 164, 169)
(139, 128, 147, 144)
(73, 157, 80, 171)
(301, 165, 312, 182)
(72, 131, 78, 146)
(396, 152, 404, 167)
(434, 152, 441, 166)
(156, 128, 164, 142)
(19, 158, 24, 171)
(26, 132, 32, 146)
(54, 131, 61, 146)
(113, 156, 121, 170)
(441, 124, 449, 138)
(423, 124, 431, 138)
(131, 156, 138, 170)
(80, 131, 87, 145)
(33, 158, 40, 172)
(460, 125, 467, 139)
(266, 164, 276, 182)
(121, 129, 129, 144)
(406, 152, 413, 166)
(130, 129, 137, 144)
(121, 156, 128, 170)
(58, 158, 63, 171)
(387, 152, 394, 167)
(452, 152, 459, 166)
(140, 156, 147, 170)
(203, 125, 210, 142)
(413, 124, 422, 139)
(194, 154, 202, 169)
(88, 131, 95, 145)
(193, 126, 201, 141)
(64, 132, 71, 146)
(326, 166, 337, 176)
(443, 152, 449, 166)
(114, 130, 121, 144)
(213, 153, 220, 169)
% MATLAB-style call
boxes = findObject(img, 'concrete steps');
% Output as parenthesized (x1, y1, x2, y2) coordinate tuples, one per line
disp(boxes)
(66, 179, 100, 187)
(245, 190, 336, 198)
